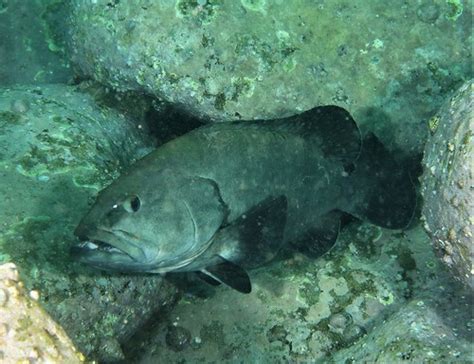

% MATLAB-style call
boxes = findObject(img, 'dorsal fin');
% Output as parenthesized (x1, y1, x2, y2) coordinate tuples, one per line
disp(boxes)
(211, 105, 361, 164)
(283, 105, 362, 164)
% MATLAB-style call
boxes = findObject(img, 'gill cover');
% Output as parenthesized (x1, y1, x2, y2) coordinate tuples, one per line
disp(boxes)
(143, 169, 229, 269)
(174, 173, 228, 252)
(73, 168, 228, 272)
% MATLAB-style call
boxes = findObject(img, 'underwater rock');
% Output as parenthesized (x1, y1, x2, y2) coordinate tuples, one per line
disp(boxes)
(330, 300, 472, 363)
(327, 312, 352, 335)
(0, 263, 84, 363)
(166, 325, 192, 352)
(0, 84, 153, 189)
(66, 0, 471, 156)
(0, 0, 71, 85)
(0, 84, 179, 362)
(416, 2, 441, 23)
(421, 80, 473, 289)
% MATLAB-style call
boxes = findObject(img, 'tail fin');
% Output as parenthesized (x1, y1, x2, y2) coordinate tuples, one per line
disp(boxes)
(345, 133, 417, 229)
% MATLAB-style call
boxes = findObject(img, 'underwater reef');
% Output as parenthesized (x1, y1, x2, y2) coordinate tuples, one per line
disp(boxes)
(67, 0, 472, 158)
(421, 80, 473, 289)
(0, 0, 71, 85)
(0, 0, 472, 363)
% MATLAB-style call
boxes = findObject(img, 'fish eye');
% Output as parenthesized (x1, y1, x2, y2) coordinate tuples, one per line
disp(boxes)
(123, 195, 141, 213)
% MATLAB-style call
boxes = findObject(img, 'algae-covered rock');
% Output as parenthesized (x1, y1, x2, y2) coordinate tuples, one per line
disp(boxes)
(67, 0, 472, 156)
(129, 224, 471, 363)
(0, 84, 179, 362)
(0, 0, 72, 85)
(330, 299, 472, 363)
(0, 263, 84, 363)
(421, 80, 473, 289)
(0, 84, 152, 192)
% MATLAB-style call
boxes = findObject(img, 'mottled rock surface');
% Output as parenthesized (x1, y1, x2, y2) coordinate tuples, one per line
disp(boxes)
(331, 299, 472, 363)
(130, 224, 473, 363)
(67, 0, 472, 156)
(0, 84, 179, 362)
(0, 263, 84, 363)
(421, 80, 473, 289)
(0, 0, 71, 85)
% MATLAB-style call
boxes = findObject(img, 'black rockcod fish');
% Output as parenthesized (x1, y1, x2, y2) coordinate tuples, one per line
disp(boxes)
(72, 106, 416, 293)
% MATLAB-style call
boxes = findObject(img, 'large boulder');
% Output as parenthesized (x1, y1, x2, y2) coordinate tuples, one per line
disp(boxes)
(0, 263, 84, 363)
(0, 1, 72, 85)
(330, 298, 472, 363)
(421, 80, 473, 289)
(0, 84, 179, 362)
(66, 0, 472, 157)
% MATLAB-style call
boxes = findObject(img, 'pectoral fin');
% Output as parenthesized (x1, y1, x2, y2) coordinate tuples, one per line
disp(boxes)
(195, 271, 221, 286)
(213, 195, 288, 268)
(201, 258, 251, 294)
(192, 195, 288, 293)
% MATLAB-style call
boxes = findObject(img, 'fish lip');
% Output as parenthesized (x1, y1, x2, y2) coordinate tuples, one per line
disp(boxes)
(73, 228, 147, 262)
(72, 239, 132, 258)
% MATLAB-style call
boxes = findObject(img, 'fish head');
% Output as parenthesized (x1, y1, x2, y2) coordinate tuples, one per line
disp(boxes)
(72, 167, 226, 273)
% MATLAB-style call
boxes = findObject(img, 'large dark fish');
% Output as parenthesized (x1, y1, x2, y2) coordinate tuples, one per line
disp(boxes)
(72, 106, 416, 293)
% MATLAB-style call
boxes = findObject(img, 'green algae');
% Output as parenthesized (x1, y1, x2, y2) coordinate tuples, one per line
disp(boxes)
(298, 281, 320, 306)
(0, 111, 22, 129)
(231, 77, 255, 101)
(233, 33, 297, 73)
(175, 0, 220, 25)
(282, 57, 297, 73)
(40, 1, 66, 54)
(16, 129, 86, 176)
(13, 115, 121, 189)
(214, 92, 226, 110)
(201, 34, 214, 48)
(313, 318, 359, 354)
(446, 0, 463, 20)
(351, 271, 392, 305)
(241, 0, 266, 13)
(102, 312, 120, 328)
(200, 320, 226, 346)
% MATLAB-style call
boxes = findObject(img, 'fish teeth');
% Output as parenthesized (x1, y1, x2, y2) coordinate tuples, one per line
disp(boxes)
(81, 241, 98, 250)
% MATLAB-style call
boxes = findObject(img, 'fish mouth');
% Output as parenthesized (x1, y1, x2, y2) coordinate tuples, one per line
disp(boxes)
(71, 228, 150, 271)
(72, 239, 129, 256)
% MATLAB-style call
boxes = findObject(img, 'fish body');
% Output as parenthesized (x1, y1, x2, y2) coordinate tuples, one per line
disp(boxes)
(73, 106, 416, 293)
